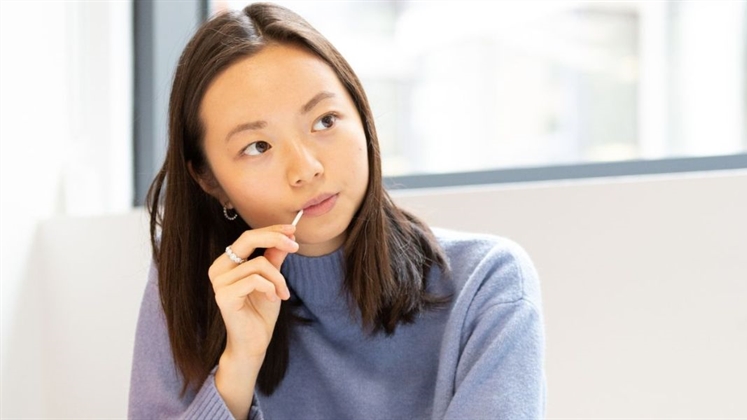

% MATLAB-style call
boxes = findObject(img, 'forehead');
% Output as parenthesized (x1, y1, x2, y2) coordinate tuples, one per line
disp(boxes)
(200, 44, 345, 124)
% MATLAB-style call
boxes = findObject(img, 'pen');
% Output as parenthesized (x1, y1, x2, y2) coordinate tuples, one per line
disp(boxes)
(292, 209, 304, 227)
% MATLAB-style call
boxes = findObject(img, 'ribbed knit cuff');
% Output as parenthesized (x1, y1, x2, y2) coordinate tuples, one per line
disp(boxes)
(249, 394, 265, 420)
(181, 371, 235, 420)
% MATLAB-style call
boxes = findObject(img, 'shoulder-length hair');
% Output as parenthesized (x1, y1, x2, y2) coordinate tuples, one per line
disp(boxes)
(147, 2, 448, 396)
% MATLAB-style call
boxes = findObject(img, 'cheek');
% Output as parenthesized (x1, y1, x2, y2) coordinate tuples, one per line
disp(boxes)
(228, 178, 284, 228)
(356, 146, 369, 184)
(346, 139, 370, 198)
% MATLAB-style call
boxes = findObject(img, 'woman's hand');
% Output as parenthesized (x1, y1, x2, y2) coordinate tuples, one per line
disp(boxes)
(209, 223, 299, 419)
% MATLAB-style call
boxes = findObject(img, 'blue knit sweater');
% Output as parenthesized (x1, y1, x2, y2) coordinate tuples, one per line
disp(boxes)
(129, 228, 546, 419)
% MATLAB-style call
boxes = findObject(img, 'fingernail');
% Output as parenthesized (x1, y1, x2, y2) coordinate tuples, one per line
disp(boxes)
(284, 236, 299, 249)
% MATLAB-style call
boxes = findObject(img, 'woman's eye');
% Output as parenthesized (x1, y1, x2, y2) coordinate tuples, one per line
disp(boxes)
(242, 141, 272, 156)
(312, 114, 337, 131)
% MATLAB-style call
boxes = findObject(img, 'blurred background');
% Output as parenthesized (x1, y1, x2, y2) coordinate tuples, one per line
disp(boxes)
(217, 0, 746, 175)
(1, 0, 746, 418)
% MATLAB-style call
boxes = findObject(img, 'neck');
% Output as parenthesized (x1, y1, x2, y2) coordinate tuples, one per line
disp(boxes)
(297, 232, 345, 257)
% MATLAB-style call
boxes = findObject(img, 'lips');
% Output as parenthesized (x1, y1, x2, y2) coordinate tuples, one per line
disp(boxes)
(300, 193, 338, 217)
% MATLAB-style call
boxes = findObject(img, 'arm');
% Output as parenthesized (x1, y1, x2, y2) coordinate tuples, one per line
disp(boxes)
(432, 238, 546, 419)
(442, 299, 546, 419)
(128, 262, 245, 419)
(129, 225, 296, 419)
(128, 262, 268, 420)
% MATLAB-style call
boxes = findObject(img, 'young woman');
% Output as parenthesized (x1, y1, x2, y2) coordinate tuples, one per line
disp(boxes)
(129, 3, 546, 419)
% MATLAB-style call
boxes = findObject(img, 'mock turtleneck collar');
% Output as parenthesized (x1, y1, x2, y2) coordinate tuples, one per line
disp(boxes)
(281, 247, 347, 309)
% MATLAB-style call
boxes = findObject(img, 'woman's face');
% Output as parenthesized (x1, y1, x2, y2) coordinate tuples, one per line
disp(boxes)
(197, 43, 369, 257)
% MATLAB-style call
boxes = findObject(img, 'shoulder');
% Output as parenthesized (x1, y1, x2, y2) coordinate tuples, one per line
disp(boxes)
(425, 229, 546, 418)
(431, 227, 542, 310)
(136, 259, 164, 327)
(139, 259, 165, 321)
(145, 258, 160, 291)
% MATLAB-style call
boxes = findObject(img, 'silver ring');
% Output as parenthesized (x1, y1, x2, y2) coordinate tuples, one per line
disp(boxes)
(225, 246, 245, 264)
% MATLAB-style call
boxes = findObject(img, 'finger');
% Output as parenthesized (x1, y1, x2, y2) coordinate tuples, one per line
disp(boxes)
(212, 256, 290, 300)
(264, 246, 289, 271)
(210, 225, 298, 275)
(265, 232, 297, 269)
(214, 273, 278, 312)
(230, 225, 297, 257)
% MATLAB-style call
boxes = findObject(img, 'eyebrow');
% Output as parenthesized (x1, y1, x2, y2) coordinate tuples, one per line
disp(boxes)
(225, 120, 267, 143)
(225, 91, 336, 143)
(300, 91, 335, 114)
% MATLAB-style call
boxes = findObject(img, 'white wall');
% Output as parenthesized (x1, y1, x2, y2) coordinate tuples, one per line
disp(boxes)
(1, 209, 151, 418)
(0, 1, 132, 417)
(3, 171, 745, 418)
(38, 210, 151, 417)
(393, 170, 747, 418)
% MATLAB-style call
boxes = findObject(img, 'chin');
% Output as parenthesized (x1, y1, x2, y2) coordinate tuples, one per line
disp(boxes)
(296, 226, 346, 255)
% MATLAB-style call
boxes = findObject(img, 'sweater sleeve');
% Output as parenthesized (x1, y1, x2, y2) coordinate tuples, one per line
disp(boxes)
(432, 238, 547, 420)
(128, 261, 265, 420)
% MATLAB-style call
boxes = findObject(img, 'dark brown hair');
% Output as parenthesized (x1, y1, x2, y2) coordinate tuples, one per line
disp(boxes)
(147, 2, 449, 396)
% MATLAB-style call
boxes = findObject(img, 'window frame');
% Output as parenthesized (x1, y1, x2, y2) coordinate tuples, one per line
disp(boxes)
(133, 0, 207, 205)
(385, 154, 747, 190)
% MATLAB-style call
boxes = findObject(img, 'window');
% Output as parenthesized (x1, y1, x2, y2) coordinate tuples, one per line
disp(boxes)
(211, 1, 746, 173)
(134, 1, 747, 202)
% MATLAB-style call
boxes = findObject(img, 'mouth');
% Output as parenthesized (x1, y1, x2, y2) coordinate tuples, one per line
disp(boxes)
(300, 193, 339, 217)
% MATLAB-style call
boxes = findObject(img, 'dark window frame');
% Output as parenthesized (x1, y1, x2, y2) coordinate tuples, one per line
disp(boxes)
(133, 0, 207, 205)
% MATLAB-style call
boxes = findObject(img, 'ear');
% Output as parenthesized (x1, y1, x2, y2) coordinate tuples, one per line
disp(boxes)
(187, 161, 231, 206)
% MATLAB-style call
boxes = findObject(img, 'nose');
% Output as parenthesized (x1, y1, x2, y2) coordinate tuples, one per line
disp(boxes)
(286, 141, 324, 186)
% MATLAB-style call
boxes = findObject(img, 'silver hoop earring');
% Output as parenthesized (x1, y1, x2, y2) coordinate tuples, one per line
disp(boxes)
(223, 205, 238, 221)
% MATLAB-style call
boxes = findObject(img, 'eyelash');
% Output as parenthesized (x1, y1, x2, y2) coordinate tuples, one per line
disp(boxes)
(312, 112, 339, 131)
(239, 113, 340, 157)
(241, 140, 272, 157)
